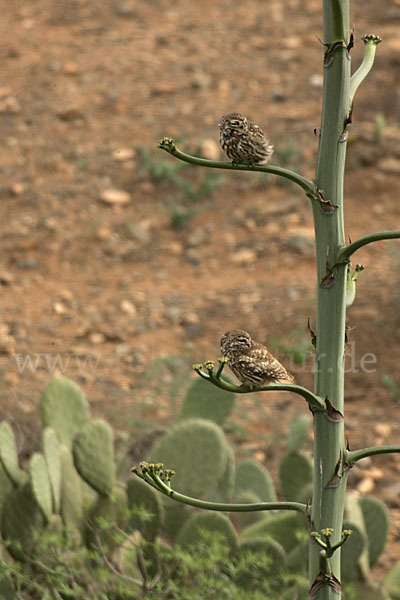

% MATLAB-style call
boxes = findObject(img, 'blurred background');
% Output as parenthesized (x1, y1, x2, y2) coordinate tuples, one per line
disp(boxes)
(0, 0, 400, 578)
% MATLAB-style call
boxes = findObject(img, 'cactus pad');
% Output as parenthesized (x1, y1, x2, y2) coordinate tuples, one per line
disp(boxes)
(234, 458, 276, 503)
(241, 512, 306, 553)
(287, 415, 311, 453)
(1, 482, 45, 561)
(43, 427, 61, 513)
(179, 378, 236, 425)
(359, 495, 390, 568)
(73, 419, 116, 496)
(86, 485, 128, 552)
(0, 462, 11, 506)
(40, 377, 90, 448)
(161, 498, 190, 540)
(126, 477, 164, 541)
(385, 564, 400, 600)
(59, 445, 83, 532)
(279, 451, 313, 501)
(239, 536, 287, 572)
(0, 421, 26, 487)
(212, 443, 236, 503)
(29, 452, 53, 521)
(176, 512, 238, 552)
(148, 418, 228, 498)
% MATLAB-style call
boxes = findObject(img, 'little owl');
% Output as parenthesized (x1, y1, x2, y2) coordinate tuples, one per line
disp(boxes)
(220, 329, 294, 390)
(218, 113, 274, 165)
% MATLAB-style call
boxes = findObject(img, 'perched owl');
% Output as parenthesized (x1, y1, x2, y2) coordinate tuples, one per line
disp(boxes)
(220, 329, 294, 390)
(218, 113, 274, 165)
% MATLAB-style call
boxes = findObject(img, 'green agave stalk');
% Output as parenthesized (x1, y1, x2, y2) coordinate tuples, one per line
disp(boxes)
(132, 1, 400, 598)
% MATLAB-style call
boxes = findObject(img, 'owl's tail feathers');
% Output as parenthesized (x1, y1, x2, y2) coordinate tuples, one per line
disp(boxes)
(276, 372, 295, 384)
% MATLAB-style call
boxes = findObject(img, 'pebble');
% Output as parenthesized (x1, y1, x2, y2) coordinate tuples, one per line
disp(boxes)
(200, 138, 220, 161)
(100, 188, 131, 205)
(120, 300, 137, 316)
(231, 248, 257, 265)
(185, 248, 201, 265)
(378, 157, 400, 174)
(187, 227, 206, 247)
(287, 233, 315, 256)
(112, 147, 135, 162)
(57, 107, 85, 121)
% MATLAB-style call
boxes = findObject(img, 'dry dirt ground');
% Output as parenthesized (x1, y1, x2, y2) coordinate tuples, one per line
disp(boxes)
(1, 0, 400, 584)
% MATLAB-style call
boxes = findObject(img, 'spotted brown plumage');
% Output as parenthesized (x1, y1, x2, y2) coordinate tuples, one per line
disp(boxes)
(218, 113, 274, 165)
(220, 329, 294, 390)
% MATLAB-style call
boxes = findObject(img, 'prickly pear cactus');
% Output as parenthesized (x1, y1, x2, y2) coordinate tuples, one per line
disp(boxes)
(211, 443, 235, 503)
(29, 452, 53, 521)
(235, 490, 264, 527)
(86, 485, 128, 552)
(161, 499, 190, 540)
(0, 462, 11, 507)
(235, 537, 287, 592)
(0, 421, 26, 487)
(241, 512, 306, 553)
(126, 477, 164, 541)
(73, 419, 116, 496)
(279, 451, 313, 501)
(176, 512, 238, 552)
(1, 481, 45, 561)
(179, 378, 236, 425)
(148, 418, 228, 498)
(287, 415, 311, 453)
(59, 445, 83, 532)
(341, 494, 369, 582)
(234, 458, 276, 503)
(40, 377, 90, 448)
(359, 495, 390, 568)
(43, 427, 61, 513)
(385, 564, 400, 600)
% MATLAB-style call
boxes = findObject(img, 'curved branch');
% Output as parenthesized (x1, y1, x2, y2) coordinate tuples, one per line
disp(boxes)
(337, 230, 400, 262)
(350, 35, 382, 104)
(132, 464, 306, 514)
(158, 137, 315, 195)
(346, 445, 400, 466)
(193, 360, 325, 411)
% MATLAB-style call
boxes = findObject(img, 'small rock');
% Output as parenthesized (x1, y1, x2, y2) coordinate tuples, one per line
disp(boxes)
(0, 324, 15, 354)
(309, 73, 323, 87)
(191, 70, 211, 89)
(112, 147, 135, 162)
(164, 306, 182, 322)
(231, 248, 257, 265)
(374, 423, 391, 438)
(89, 332, 106, 345)
(53, 302, 68, 315)
(100, 188, 131, 205)
(120, 299, 137, 315)
(114, 1, 137, 17)
(164, 241, 183, 256)
(185, 248, 201, 265)
(0, 93, 21, 114)
(200, 138, 220, 161)
(187, 227, 206, 247)
(356, 477, 375, 494)
(63, 61, 79, 75)
(287, 233, 315, 255)
(180, 312, 200, 326)
(378, 157, 400, 174)
(57, 107, 85, 121)
(0, 270, 14, 286)
(152, 82, 177, 95)
(127, 221, 151, 244)
(17, 258, 37, 270)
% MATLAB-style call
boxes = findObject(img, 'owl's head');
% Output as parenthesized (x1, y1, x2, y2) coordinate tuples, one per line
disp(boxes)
(220, 329, 252, 357)
(218, 113, 249, 133)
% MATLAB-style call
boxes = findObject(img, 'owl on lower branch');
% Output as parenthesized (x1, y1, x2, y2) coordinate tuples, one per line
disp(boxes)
(218, 113, 274, 166)
(220, 329, 294, 390)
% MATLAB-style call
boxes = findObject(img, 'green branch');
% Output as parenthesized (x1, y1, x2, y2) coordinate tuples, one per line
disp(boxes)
(132, 462, 307, 514)
(158, 137, 315, 195)
(346, 445, 400, 465)
(192, 359, 326, 411)
(350, 35, 382, 104)
(337, 230, 400, 262)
